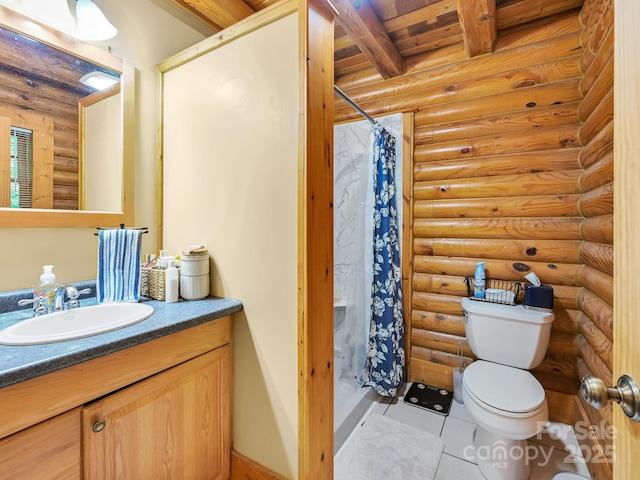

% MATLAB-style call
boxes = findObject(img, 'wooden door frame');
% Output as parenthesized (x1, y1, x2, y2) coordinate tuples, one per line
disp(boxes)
(613, 1, 640, 477)
(297, 1, 335, 478)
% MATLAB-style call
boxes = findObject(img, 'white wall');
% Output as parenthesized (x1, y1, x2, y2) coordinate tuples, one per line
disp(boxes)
(0, 0, 208, 291)
(162, 13, 300, 478)
(84, 93, 121, 212)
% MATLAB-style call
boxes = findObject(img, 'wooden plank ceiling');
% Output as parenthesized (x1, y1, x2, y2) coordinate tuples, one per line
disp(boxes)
(171, 0, 584, 82)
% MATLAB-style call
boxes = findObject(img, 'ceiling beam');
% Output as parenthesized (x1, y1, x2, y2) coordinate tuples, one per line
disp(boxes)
(170, 0, 255, 31)
(330, 0, 404, 79)
(455, 0, 496, 57)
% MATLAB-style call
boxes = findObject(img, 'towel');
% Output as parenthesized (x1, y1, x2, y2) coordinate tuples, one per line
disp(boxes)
(96, 229, 142, 303)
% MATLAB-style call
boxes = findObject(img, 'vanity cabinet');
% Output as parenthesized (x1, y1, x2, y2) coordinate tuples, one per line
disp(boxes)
(0, 315, 232, 480)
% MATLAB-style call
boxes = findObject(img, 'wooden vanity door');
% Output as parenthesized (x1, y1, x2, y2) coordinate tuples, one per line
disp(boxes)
(0, 408, 81, 480)
(82, 346, 231, 480)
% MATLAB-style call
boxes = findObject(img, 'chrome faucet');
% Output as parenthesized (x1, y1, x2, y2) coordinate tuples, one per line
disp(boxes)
(18, 295, 48, 316)
(53, 285, 92, 311)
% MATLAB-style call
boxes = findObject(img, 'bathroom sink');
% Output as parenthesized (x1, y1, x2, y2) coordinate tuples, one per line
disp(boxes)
(0, 303, 154, 345)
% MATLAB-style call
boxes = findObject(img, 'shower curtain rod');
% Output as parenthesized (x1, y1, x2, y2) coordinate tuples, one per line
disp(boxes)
(334, 85, 378, 126)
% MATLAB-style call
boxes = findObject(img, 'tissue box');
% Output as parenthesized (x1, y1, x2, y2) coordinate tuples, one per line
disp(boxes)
(524, 284, 554, 310)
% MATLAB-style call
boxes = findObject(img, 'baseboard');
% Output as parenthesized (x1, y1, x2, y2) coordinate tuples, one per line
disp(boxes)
(231, 450, 290, 480)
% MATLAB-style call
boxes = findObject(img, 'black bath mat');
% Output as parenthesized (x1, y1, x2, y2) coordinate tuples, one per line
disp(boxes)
(403, 382, 453, 416)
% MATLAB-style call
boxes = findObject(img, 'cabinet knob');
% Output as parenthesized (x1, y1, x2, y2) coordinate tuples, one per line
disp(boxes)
(580, 374, 640, 422)
(92, 419, 106, 433)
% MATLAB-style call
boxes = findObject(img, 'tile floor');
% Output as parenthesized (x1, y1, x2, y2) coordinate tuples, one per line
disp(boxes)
(337, 383, 593, 480)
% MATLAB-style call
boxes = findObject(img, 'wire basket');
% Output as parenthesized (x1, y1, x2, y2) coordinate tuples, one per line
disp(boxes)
(464, 277, 522, 306)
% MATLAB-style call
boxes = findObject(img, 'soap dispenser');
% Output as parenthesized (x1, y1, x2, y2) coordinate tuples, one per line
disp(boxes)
(36, 265, 58, 312)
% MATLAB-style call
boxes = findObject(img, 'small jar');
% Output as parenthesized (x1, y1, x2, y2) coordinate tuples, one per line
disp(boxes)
(180, 252, 209, 300)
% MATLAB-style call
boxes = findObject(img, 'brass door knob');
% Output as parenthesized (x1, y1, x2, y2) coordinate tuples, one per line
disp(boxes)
(580, 374, 640, 422)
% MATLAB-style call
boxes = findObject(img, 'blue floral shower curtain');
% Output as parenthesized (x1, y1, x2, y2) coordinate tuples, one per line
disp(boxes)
(362, 125, 405, 397)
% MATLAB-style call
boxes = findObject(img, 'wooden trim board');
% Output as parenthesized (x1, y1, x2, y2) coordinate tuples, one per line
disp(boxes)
(231, 450, 290, 480)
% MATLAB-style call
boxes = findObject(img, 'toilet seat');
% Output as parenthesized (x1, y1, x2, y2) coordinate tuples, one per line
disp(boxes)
(463, 360, 546, 414)
(464, 385, 547, 420)
(462, 360, 549, 440)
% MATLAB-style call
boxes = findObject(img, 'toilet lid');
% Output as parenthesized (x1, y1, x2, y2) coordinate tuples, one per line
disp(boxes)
(463, 361, 546, 413)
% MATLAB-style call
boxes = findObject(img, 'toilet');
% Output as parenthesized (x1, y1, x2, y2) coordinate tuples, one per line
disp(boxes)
(460, 297, 554, 480)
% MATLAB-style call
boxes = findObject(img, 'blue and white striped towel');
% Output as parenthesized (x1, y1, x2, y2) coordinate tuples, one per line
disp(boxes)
(96, 229, 142, 303)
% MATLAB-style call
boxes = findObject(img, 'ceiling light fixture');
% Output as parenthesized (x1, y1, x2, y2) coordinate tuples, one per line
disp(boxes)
(75, 0, 117, 41)
(21, 0, 75, 29)
(79, 70, 120, 90)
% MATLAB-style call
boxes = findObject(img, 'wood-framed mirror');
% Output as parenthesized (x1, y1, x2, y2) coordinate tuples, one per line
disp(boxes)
(0, 5, 134, 228)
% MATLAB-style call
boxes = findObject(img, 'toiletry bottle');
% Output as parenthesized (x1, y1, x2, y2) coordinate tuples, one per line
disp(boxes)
(36, 265, 58, 312)
(474, 262, 486, 299)
(156, 250, 168, 269)
(165, 260, 179, 303)
(156, 250, 177, 270)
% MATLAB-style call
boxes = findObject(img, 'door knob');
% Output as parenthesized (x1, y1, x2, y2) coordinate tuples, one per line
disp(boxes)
(92, 419, 106, 433)
(580, 374, 640, 422)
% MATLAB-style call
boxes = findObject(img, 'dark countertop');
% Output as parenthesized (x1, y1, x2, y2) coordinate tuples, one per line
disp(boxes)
(0, 289, 243, 389)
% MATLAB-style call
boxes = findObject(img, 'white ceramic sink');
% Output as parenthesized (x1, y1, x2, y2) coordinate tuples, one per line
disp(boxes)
(0, 303, 154, 345)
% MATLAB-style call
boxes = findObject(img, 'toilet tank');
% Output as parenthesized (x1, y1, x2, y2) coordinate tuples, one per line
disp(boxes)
(461, 297, 554, 369)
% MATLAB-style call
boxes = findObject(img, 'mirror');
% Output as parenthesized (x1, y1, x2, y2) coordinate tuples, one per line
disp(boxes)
(0, 6, 133, 227)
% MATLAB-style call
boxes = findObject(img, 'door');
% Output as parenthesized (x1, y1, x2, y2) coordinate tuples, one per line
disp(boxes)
(613, 1, 640, 477)
(0, 408, 81, 479)
(82, 347, 231, 480)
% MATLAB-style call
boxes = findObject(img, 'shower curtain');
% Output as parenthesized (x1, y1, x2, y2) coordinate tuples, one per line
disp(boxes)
(336, 131, 375, 389)
(362, 125, 405, 397)
(335, 115, 403, 394)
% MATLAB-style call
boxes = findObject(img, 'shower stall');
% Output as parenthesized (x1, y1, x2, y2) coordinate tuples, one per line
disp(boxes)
(333, 113, 403, 452)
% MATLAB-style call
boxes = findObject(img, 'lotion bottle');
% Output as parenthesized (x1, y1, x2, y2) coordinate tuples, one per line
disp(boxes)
(165, 259, 179, 303)
(36, 265, 58, 312)
(474, 262, 486, 299)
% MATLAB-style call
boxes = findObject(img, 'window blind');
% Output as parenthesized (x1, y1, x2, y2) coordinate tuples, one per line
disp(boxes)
(10, 126, 33, 208)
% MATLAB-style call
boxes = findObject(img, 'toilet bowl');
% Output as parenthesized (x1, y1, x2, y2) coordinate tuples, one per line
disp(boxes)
(462, 361, 549, 480)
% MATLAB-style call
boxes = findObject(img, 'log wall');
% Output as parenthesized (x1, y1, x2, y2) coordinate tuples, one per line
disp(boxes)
(575, 0, 614, 478)
(336, 9, 585, 420)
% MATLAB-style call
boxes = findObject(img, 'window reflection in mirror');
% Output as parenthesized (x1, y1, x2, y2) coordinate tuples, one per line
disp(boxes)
(0, 24, 122, 212)
(10, 126, 33, 208)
